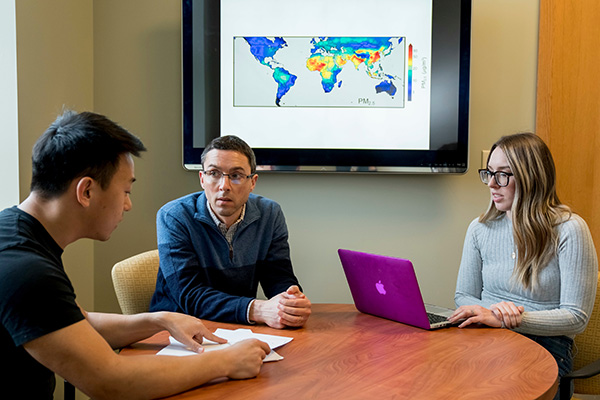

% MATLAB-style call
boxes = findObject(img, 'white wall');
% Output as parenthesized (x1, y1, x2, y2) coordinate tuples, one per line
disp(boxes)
(15, 0, 95, 309)
(91, 0, 540, 312)
(14, 2, 95, 398)
(0, 1, 19, 209)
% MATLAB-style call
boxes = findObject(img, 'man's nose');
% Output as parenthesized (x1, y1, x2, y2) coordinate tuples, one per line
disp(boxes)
(218, 174, 232, 190)
(124, 195, 132, 211)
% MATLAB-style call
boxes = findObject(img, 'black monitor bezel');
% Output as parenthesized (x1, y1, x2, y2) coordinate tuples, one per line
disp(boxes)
(182, 0, 472, 173)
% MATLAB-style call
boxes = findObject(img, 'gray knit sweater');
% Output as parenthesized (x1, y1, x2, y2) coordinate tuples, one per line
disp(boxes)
(455, 214, 598, 337)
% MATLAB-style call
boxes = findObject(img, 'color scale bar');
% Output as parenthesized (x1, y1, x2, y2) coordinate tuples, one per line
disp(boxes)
(408, 44, 413, 101)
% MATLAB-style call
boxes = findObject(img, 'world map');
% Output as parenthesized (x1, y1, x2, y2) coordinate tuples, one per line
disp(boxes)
(233, 36, 406, 108)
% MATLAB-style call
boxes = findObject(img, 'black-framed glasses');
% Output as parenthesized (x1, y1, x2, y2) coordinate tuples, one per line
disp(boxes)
(478, 169, 513, 187)
(203, 170, 255, 185)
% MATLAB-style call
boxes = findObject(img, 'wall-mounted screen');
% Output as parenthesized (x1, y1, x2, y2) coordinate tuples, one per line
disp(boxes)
(182, 0, 471, 173)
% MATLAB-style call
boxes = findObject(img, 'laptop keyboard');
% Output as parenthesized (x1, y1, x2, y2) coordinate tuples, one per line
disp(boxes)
(427, 312, 448, 324)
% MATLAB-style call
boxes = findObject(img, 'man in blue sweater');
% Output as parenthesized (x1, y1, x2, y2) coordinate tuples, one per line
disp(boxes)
(151, 135, 311, 328)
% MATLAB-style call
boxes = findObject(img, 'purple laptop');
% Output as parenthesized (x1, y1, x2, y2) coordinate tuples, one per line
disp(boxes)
(338, 249, 454, 330)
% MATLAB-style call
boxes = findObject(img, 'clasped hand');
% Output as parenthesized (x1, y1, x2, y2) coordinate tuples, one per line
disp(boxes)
(250, 285, 312, 329)
(448, 301, 524, 329)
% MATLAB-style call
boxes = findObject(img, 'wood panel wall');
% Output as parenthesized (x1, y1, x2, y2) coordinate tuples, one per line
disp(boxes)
(536, 0, 600, 252)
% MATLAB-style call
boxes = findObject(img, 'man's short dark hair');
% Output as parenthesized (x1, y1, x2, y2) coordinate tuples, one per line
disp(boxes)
(30, 110, 146, 198)
(201, 135, 257, 173)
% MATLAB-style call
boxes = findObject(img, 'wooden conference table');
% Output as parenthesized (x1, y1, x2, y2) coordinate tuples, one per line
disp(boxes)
(122, 304, 558, 400)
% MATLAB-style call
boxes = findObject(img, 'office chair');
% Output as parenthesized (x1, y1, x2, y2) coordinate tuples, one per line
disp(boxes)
(59, 251, 159, 400)
(560, 275, 600, 400)
(111, 249, 160, 314)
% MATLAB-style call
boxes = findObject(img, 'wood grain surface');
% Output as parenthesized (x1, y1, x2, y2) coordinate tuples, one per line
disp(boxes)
(122, 304, 558, 399)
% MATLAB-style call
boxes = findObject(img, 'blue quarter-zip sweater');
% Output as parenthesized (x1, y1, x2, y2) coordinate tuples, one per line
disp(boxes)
(150, 192, 300, 324)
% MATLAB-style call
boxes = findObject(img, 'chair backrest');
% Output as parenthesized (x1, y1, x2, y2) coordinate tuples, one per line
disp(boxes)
(111, 249, 160, 315)
(573, 275, 600, 394)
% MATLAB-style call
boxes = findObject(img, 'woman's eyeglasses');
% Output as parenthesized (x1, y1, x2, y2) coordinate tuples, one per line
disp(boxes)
(478, 169, 513, 187)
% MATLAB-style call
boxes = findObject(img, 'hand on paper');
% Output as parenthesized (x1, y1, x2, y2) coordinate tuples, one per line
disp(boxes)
(161, 312, 227, 352)
(222, 339, 271, 379)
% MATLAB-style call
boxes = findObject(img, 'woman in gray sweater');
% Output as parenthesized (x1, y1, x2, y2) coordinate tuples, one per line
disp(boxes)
(449, 132, 597, 398)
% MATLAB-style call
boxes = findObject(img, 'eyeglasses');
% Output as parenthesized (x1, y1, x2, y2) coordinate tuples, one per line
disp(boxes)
(478, 169, 513, 187)
(203, 169, 255, 185)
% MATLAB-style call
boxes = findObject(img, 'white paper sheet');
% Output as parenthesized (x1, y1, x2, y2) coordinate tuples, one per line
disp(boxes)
(155, 328, 293, 362)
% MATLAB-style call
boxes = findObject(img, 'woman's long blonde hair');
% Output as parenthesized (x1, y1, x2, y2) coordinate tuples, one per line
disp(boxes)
(479, 133, 571, 289)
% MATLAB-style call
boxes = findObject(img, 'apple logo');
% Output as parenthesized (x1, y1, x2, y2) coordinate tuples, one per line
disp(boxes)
(375, 280, 387, 295)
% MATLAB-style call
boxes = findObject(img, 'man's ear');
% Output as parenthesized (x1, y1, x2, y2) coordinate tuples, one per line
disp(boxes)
(199, 171, 206, 190)
(75, 177, 95, 207)
(249, 173, 258, 192)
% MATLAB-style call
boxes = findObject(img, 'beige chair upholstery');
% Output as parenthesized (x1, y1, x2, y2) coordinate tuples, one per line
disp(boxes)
(562, 275, 600, 399)
(111, 249, 160, 315)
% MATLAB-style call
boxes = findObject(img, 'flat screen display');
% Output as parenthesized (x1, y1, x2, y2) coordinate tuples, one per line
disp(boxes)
(182, 0, 471, 173)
